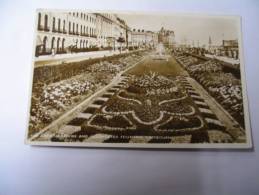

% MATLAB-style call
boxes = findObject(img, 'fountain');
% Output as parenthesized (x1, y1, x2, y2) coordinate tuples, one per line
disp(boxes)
(153, 43, 168, 60)
(157, 43, 165, 56)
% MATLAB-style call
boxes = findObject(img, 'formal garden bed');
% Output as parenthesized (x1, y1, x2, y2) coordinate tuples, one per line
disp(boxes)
(46, 56, 235, 144)
(175, 53, 244, 127)
(74, 72, 223, 143)
(28, 52, 145, 137)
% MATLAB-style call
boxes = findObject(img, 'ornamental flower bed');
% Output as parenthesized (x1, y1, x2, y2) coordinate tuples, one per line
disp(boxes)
(175, 55, 199, 68)
(29, 52, 145, 136)
(79, 73, 208, 140)
(188, 60, 222, 73)
(29, 74, 96, 136)
(176, 54, 244, 127)
(40, 78, 94, 110)
(156, 116, 202, 131)
(102, 74, 193, 124)
(88, 114, 135, 130)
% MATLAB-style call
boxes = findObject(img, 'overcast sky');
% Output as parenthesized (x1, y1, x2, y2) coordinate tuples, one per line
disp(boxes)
(117, 13, 240, 46)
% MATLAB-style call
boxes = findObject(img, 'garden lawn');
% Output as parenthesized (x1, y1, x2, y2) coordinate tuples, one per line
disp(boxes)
(126, 56, 188, 76)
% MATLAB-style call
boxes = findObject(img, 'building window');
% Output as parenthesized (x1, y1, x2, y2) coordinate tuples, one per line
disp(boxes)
(52, 17, 56, 32)
(51, 37, 55, 49)
(69, 22, 71, 33)
(63, 20, 66, 33)
(57, 37, 60, 51)
(76, 24, 78, 34)
(62, 38, 65, 51)
(80, 25, 82, 35)
(58, 18, 61, 32)
(73, 23, 75, 34)
(43, 36, 47, 52)
(38, 13, 41, 30)
(44, 14, 49, 31)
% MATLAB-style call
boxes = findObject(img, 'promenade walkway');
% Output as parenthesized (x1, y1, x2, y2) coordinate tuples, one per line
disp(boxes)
(35, 49, 141, 67)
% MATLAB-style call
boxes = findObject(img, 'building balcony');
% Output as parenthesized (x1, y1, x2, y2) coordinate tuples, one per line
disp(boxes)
(80, 33, 90, 37)
(44, 27, 50, 32)
(88, 35, 97, 38)
(56, 50, 67, 54)
(52, 28, 58, 33)
(37, 25, 45, 31)
(69, 31, 78, 36)
(52, 28, 65, 34)
(38, 25, 50, 32)
(71, 47, 100, 53)
(35, 47, 52, 57)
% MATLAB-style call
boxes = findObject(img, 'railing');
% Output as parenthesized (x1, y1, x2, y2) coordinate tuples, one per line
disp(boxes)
(44, 27, 50, 32)
(35, 48, 52, 57)
(38, 25, 50, 32)
(37, 25, 44, 31)
(81, 33, 89, 37)
(56, 50, 67, 54)
(52, 28, 58, 33)
(70, 47, 100, 53)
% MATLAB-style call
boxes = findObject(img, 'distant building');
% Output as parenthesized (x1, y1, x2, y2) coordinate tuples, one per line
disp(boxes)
(221, 39, 239, 59)
(131, 29, 158, 48)
(206, 38, 239, 59)
(223, 39, 238, 48)
(158, 27, 175, 47)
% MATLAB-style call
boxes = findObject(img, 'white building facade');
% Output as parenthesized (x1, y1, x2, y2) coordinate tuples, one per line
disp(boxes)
(131, 29, 158, 48)
(36, 11, 131, 57)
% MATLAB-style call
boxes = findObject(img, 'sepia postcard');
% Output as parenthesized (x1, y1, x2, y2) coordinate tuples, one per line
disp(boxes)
(25, 9, 252, 148)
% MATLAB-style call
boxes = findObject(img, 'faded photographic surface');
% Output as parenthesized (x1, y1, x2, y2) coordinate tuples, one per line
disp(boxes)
(26, 10, 251, 148)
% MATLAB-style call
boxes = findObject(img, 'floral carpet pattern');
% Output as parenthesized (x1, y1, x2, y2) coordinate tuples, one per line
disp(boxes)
(76, 73, 214, 142)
